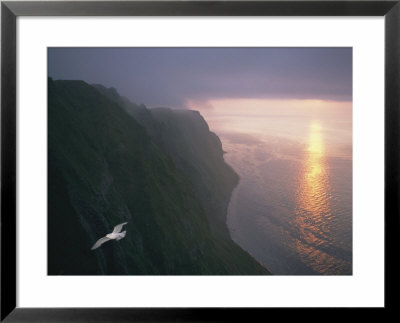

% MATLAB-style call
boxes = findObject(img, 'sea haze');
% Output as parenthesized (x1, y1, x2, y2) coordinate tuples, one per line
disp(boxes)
(199, 99, 352, 275)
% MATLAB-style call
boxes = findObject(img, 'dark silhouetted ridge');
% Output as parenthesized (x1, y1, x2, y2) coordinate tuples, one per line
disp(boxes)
(48, 79, 270, 275)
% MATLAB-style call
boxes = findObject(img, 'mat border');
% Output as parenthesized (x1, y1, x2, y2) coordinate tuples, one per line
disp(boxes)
(2, 1, 399, 321)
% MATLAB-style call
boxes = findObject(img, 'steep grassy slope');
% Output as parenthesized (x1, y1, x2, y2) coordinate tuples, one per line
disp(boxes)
(150, 108, 238, 237)
(93, 85, 238, 236)
(92, 84, 158, 136)
(48, 79, 269, 275)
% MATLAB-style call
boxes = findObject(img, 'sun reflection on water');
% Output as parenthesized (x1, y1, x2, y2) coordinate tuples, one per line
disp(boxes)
(293, 120, 342, 274)
(203, 103, 352, 274)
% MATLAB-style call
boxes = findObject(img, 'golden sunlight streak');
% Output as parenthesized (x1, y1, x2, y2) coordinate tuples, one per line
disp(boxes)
(292, 121, 342, 274)
(189, 99, 352, 146)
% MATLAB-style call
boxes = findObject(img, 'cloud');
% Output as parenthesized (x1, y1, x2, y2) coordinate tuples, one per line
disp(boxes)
(48, 47, 352, 108)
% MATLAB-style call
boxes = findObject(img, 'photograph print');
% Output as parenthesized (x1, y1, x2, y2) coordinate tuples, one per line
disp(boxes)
(48, 47, 352, 275)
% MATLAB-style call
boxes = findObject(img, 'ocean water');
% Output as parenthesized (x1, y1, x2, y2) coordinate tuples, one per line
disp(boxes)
(200, 101, 352, 275)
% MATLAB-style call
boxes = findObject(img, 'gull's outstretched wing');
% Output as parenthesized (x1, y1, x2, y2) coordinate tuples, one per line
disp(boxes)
(112, 222, 128, 233)
(91, 236, 111, 250)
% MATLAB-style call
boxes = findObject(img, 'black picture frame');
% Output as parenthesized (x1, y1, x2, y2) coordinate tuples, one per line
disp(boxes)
(1, 0, 399, 321)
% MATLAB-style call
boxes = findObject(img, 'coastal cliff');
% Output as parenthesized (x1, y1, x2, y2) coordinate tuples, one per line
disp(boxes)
(48, 79, 270, 275)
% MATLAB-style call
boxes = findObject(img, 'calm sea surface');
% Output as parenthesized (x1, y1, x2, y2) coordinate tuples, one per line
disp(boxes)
(201, 102, 352, 275)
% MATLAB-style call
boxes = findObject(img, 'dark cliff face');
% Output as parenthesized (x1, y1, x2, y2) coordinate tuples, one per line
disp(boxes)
(92, 83, 158, 137)
(149, 107, 239, 237)
(94, 84, 239, 237)
(48, 79, 269, 275)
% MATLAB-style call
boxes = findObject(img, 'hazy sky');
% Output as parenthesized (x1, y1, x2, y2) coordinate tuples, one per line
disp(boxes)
(48, 47, 352, 108)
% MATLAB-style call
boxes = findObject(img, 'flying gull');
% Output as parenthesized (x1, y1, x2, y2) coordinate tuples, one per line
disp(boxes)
(91, 222, 128, 250)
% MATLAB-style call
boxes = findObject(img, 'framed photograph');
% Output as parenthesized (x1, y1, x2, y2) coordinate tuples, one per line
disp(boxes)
(1, 0, 398, 321)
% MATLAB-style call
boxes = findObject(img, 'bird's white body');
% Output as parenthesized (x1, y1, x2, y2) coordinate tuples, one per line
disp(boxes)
(91, 222, 128, 250)
(106, 231, 126, 240)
